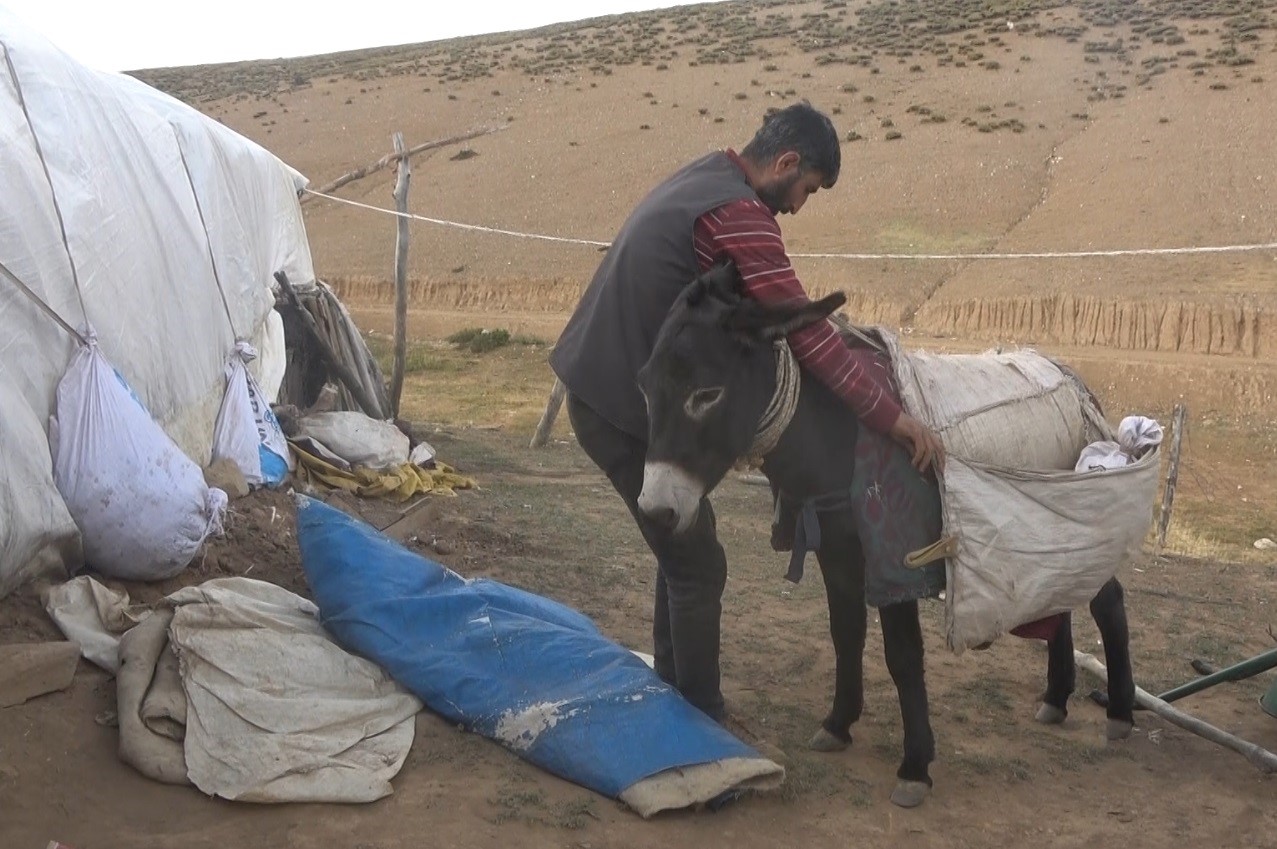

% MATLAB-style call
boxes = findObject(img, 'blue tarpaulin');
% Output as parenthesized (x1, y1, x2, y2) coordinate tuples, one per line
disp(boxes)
(296, 496, 764, 801)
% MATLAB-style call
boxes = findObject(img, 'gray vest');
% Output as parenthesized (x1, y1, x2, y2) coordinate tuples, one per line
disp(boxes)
(549, 152, 756, 439)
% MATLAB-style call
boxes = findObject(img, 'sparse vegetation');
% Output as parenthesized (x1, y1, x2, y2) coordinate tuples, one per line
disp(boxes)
(447, 327, 513, 353)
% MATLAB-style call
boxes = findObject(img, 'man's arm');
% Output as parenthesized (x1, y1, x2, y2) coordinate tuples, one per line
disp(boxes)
(693, 199, 945, 471)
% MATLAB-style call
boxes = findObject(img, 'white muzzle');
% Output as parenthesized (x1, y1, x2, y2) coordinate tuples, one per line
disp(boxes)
(637, 461, 704, 535)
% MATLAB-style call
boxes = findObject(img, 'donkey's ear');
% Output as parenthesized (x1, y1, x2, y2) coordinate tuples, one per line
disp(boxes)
(699, 261, 744, 302)
(685, 275, 707, 306)
(684, 262, 739, 307)
(726, 291, 848, 341)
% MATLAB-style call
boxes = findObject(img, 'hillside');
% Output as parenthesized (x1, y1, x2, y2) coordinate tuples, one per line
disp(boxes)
(132, 0, 1276, 379)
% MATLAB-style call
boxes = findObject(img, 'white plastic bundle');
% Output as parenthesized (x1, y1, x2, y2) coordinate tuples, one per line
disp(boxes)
(294, 411, 410, 471)
(51, 334, 226, 581)
(1075, 416, 1165, 472)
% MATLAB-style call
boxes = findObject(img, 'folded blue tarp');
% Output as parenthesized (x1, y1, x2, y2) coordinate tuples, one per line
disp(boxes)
(296, 496, 765, 801)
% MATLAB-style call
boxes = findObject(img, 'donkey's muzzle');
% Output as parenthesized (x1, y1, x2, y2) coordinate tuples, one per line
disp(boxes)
(637, 461, 703, 536)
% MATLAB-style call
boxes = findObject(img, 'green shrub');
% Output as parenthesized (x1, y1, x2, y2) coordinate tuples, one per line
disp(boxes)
(447, 327, 511, 353)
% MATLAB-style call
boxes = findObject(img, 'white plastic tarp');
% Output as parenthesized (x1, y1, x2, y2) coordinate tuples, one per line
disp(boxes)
(0, 7, 315, 596)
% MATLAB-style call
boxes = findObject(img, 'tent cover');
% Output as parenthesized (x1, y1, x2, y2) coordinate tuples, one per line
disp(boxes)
(0, 6, 315, 597)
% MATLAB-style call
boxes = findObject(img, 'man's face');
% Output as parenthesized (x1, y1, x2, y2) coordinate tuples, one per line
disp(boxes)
(755, 152, 827, 216)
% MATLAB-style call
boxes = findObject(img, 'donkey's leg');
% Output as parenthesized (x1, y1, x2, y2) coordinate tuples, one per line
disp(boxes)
(1090, 577, 1136, 740)
(880, 600, 935, 808)
(1035, 614, 1075, 725)
(810, 519, 867, 752)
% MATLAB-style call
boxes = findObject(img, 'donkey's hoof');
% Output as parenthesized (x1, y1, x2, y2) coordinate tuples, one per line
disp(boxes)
(808, 727, 850, 753)
(1106, 718, 1134, 741)
(1035, 703, 1068, 725)
(890, 780, 931, 809)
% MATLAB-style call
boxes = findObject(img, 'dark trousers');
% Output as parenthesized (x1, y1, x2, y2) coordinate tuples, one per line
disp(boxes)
(566, 393, 728, 720)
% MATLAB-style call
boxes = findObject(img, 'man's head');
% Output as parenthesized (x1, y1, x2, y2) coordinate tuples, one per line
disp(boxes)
(739, 102, 840, 215)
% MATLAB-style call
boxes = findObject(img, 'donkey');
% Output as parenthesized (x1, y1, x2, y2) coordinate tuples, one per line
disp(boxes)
(634, 262, 1136, 808)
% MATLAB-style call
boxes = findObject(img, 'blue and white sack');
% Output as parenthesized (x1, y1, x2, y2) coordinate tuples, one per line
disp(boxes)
(50, 331, 226, 581)
(211, 341, 291, 487)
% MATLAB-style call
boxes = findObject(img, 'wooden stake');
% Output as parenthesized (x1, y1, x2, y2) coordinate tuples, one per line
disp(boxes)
(389, 132, 411, 419)
(274, 271, 385, 418)
(301, 125, 506, 202)
(529, 378, 567, 448)
(1075, 650, 1277, 774)
(1157, 403, 1187, 547)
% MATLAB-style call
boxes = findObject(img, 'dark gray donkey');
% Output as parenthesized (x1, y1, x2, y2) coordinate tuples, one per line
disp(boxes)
(635, 262, 1136, 808)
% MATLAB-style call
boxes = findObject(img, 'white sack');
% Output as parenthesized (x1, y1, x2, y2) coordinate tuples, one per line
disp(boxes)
(211, 341, 291, 487)
(879, 329, 1159, 652)
(886, 344, 1097, 470)
(941, 454, 1159, 649)
(51, 337, 227, 581)
(295, 411, 410, 470)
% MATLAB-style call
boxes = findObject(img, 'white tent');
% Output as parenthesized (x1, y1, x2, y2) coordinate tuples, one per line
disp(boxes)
(0, 7, 316, 597)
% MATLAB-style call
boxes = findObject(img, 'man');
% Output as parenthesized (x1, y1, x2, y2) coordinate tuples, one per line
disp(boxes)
(549, 102, 945, 721)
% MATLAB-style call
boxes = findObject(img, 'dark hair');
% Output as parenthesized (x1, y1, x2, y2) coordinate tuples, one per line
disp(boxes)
(740, 102, 840, 187)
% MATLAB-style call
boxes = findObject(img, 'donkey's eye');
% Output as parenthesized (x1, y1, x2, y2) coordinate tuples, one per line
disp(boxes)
(684, 386, 725, 421)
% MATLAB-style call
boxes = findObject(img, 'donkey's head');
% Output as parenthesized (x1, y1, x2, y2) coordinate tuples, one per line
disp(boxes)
(635, 262, 846, 534)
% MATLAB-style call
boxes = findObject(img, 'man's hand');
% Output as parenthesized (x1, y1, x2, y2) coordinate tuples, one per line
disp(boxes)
(889, 413, 946, 475)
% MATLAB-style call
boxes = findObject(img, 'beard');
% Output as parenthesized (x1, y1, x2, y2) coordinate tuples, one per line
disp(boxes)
(755, 172, 800, 215)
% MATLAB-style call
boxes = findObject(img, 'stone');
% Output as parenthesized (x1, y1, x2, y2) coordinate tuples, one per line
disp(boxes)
(0, 642, 81, 707)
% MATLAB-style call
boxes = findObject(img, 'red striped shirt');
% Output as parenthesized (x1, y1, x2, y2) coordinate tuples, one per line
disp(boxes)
(692, 157, 903, 434)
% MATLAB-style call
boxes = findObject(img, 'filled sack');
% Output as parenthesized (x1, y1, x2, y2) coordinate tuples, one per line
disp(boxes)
(51, 333, 226, 581)
(876, 329, 1159, 652)
(211, 340, 291, 487)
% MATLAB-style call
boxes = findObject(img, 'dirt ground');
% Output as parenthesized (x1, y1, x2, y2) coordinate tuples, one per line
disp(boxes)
(3, 421, 1276, 849)
(5, 1, 1277, 846)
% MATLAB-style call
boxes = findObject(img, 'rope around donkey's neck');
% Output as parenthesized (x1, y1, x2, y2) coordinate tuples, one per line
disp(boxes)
(740, 340, 800, 468)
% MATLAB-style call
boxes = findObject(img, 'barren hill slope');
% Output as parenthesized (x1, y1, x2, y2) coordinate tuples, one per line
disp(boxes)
(134, 0, 1276, 363)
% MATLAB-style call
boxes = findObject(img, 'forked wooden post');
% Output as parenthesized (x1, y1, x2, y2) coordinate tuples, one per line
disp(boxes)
(300, 125, 505, 202)
(389, 132, 411, 418)
(530, 378, 567, 448)
(1156, 403, 1187, 548)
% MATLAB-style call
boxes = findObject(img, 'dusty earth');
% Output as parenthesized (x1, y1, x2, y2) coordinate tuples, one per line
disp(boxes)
(4, 1, 1277, 847)
(3, 427, 1276, 849)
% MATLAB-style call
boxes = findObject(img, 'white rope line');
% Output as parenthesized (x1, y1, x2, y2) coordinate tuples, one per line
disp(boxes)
(303, 188, 1277, 260)
(304, 189, 610, 247)
(794, 243, 1277, 259)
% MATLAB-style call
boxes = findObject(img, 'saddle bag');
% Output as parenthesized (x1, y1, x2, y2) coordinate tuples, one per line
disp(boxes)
(871, 328, 1160, 653)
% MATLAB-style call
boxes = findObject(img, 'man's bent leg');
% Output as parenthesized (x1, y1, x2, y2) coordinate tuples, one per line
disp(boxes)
(566, 395, 676, 684)
(566, 393, 727, 718)
(653, 498, 728, 720)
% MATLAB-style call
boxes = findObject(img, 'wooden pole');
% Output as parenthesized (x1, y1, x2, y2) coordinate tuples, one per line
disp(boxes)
(1157, 403, 1187, 547)
(274, 270, 385, 418)
(389, 132, 411, 419)
(1075, 650, 1277, 774)
(301, 125, 506, 202)
(529, 378, 567, 448)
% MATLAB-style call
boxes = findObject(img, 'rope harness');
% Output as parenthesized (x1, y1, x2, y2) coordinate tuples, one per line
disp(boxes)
(739, 339, 801, 466)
